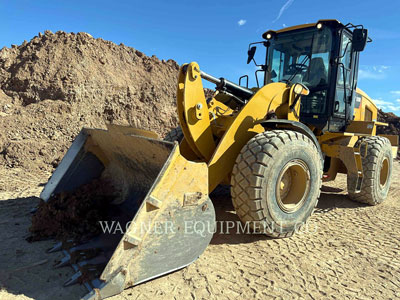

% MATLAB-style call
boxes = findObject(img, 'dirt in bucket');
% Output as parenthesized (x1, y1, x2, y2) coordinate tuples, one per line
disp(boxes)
(28, 178, 118, 242)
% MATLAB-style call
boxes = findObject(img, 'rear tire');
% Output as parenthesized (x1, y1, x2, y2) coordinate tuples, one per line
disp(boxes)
(231, 130, 322, 238)
(347, 136, 393, 205)
(164, 126, 183, 143)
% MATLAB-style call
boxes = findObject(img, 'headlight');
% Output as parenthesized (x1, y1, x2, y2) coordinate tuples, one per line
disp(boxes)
(293, 83, 310, 96)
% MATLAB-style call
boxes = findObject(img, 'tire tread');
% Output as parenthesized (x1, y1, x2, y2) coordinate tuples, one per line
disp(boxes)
(231, 130, 323, 238)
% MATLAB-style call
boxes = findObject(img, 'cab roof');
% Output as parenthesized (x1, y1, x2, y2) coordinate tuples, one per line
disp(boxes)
(262, 19, 343, 39)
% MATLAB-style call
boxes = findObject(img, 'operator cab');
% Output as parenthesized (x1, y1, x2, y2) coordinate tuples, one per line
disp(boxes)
(247, 20, 369, 132)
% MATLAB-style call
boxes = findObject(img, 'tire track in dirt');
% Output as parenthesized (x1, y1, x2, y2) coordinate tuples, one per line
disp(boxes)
(0, 162, 399, 299)
(115, 160, 400, 300)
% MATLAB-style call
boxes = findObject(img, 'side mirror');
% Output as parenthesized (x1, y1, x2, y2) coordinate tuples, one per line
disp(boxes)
(353, 29, 368, 52)
(247, 46, 257, 64)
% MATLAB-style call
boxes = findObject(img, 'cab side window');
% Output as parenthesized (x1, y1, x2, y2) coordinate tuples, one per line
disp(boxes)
(335, 33, 352, 118)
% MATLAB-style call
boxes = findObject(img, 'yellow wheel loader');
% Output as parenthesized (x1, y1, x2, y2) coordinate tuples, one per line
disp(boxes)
(38, 20, 398, 299)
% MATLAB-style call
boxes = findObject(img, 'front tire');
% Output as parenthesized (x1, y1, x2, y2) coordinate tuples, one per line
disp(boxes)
(347, 136, 393, 205)
(231, 130, 322, 238)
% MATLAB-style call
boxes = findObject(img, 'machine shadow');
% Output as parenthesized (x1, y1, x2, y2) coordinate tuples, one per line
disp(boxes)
(0, 185, 368, 299)
(316, 185, 367, 212)
(0, 196, 86, 300)
(209, 186, 271, 245)
(209, 184, 367, 245)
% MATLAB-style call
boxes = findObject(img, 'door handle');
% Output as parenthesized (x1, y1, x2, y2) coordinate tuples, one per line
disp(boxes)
(334, 101, 340, 112)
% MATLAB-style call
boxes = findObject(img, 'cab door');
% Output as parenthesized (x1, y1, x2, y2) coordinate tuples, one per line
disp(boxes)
(329, 31, 355, 132)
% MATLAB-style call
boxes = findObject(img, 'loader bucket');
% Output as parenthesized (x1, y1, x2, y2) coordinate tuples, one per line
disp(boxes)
(40, 125, 215, 299)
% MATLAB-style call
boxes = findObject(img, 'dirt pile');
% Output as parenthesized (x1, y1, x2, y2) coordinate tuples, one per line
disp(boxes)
(378, 109, 400, 135)
(29, 178, 117, 241)
(0, 30, 399, 174)
(377, 109, 400, 156)
(0, 30, 180, 172)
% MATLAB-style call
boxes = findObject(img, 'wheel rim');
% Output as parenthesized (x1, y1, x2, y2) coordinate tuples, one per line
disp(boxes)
(276, 159, 311, 213)
(379, 157, 389, 188)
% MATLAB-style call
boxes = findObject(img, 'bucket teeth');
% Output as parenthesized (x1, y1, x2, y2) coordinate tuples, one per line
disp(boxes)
(54, 253, 71, 268)
(47, 241, 63, 253)
(80, 254, 109, 266)
(71, 249, 101, 264)
(78, 264, 105, 283)
(47, 239, 77, 253)
(63, 258, 107, 288)
(63, 271, 82, 287)
(54, 249, 101, 268)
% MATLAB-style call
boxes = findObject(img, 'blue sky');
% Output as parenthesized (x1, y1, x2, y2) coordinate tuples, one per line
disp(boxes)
(1, 0, 400, 112)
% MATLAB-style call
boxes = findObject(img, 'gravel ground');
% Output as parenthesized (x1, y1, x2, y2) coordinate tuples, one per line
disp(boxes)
(0, 161, 399, 300)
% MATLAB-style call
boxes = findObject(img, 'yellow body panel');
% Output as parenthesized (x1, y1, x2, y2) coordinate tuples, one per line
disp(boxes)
(106, 124, 159, 139)
(207, 83, 288, 191)
(354, 88, 378, 120)
(91, 133, 215, 287)
(379, 134, 399, 158)
(287, 84, 302, 121)
(177, 67, 203, 159)
(175, 62, 397, 192)
(176, 63, 294, 192)
(207, 98, 236, 138)
(345, 120, 375, 135)
(177, 62, 216, 161)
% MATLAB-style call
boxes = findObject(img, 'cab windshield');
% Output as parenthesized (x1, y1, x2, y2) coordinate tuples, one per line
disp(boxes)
(266, 27, 333, 115)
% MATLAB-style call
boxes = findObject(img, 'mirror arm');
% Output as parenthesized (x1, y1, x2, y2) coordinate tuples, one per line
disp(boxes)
(252, 58, 263, 67)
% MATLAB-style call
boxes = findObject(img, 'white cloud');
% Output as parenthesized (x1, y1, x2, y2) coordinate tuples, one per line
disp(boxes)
(238, 19, 247, 26)
(358, 70, 383, 80)
(374, 65, 389, 72)
(283, 23, 287, 28)
(373, 99, 391, 107)
(390, 91, 400, 95)
(373, 99, 400, 111)
(273, 0, 295, 23)
(396, 99, 400, 103)
(387, 105, 399, 112)
(358, 65, 390, 80)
